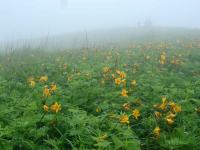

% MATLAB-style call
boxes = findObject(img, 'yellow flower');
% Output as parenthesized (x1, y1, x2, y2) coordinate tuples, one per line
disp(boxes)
(43, 87, 51, 97)
(116, 69, 121, 75)
(43, 105, 49, 112)
(96, 108, 101, 113)
(103, 67, 110, 73)
(119, 71, 126, 78)
(29, 80, 36, 88)
(122, 103, 131, 110)
(166, 118, 174, 125)
(132, 109, 140, 119)
(154, 111, 162, 119)
(166, 112, 176, 125)
(121, 89, 128, 97)
(115, 78, 121, 85)
(111, 74, 115, 79)
(153, 127, 161, 138)
(51, 102, 61, 113)
(121, 79, 126, 85)
(159, 97, 168, 110)
(159, 52, 166, 65)
(131, 80, 137, 86)
(40, 76, 48, 82)
(50, 83, 57, 92)
(169, 102, 181, 113)
(119, 114, 129, 124)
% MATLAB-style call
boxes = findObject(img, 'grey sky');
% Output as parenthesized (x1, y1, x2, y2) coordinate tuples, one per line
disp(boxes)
(0, 0, 200, 42)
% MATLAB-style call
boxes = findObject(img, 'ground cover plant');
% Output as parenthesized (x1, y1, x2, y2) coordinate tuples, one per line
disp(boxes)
(1, 37, 200, 150)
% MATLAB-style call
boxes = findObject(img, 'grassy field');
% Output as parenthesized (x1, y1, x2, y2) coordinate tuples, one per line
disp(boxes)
(1, 33, 200, 149)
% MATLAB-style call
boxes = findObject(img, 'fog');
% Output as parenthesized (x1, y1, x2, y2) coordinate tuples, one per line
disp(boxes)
(0, 0, 200, 43)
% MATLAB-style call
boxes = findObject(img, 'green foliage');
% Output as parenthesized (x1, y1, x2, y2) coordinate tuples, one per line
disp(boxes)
(0, 38, 200, 149)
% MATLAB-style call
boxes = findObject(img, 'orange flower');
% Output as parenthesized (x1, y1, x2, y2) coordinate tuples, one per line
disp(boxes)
(153, 127, 161, 138)
(132, 109, 140, 119)
(43, 86, 51, 97)
(121, 89, 128, 97)
(119, 71, 126, 78)
(119, 114, 129, 124)
(39, 76, 48, 82)
(166, 112, 176, 125)
(159, 97, 168, 110)
(51, 102, 61, 113)
(50, 83, 57, 92)
(166, 118, 174, 125)
(115, 78, 121, 85)
(169, 102, 181, 113)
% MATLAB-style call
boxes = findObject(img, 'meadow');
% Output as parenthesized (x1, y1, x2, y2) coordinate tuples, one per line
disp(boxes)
(1, 32, 200, 149)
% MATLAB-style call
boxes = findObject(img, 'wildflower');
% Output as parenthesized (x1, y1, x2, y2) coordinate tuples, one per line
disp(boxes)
(121, 89, 128, 97)
(122, 103, 131, 110)
(167, 112, 176, 119)
(43, 104, 49, 112)
(51, 102, 61, 113)
(169, 102, 181, 113)
(116, 69, 121, 75)
(96, 108, 101, 113)
(159, 52, 166, 65)
(111, 74, 115, 79)
(103, 67, 110, 73)
(154, 111, 162, 119)
(132, 109, 140, 119)
(40, 76, 48, 82)
(115, 78, 121, 85)
(166, 118, 174, 125)
(43, 86, 51, 97)
(50, 83, 57, 92)
(119, 71, 126, 78)
(159, 97, 168, 110)
(166, 112, 176, 125)
(29, 80, 36, 88)
(119, 114, 129, 124)
(121, 79, 126, 85)
(153, 127, 161, 138)
(131, 80, 137, 86)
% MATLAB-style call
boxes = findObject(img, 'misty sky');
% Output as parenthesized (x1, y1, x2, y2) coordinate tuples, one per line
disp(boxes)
(0, 0, 200, 42)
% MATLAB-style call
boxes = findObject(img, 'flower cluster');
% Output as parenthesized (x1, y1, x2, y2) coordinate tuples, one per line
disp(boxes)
(159, 52, 166, 65)
(152, 97, 182, 138)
